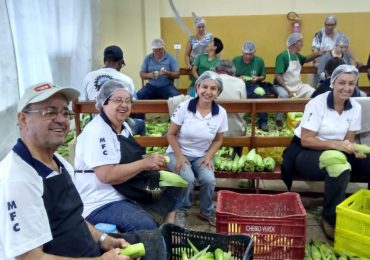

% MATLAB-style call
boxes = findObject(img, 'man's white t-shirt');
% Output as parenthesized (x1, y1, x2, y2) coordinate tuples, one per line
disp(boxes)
(0, 152, 73, 259)
(84, 67, 136, 100)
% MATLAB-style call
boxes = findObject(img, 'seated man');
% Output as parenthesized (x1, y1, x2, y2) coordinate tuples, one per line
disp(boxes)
(216, 59, 247, 157)
(84, 45, 145, 136)
(0, 82, 165, 259)
(138, 38, 180, 99)
(232, 41, 268, 131)
(273, 32, 324, 130)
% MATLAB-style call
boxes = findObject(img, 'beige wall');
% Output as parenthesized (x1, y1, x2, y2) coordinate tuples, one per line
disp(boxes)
(99, 0, 370, 90)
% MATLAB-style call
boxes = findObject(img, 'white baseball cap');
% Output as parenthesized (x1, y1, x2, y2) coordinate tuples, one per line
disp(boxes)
(18, 82, 80, 112)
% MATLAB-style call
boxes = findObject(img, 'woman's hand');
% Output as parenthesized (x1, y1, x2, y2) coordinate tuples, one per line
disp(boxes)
(143, 153, 165, 171)
(175, 154, 189, 173)
(100, 248, 131, 260)
(200, 156, 214, 171)
(99, 236, 132, 260)
(337, 140, 355, 154)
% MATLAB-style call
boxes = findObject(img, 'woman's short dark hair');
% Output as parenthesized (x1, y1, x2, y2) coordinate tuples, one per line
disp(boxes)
(213, 37, 224, 54)
(324, 57, 345, 77)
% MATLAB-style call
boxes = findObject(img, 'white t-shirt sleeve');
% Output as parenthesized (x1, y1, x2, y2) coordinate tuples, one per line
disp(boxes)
(79, 126, 121, 169)
(299, 100, 323, 133)
(1, 180, 52, 258)
(170, 101, 187, 126)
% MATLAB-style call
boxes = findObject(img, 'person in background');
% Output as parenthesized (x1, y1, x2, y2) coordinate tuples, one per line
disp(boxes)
(317, 35, 351, 80)
(84, 45, 145, 136)
(367, 54, 370, 96)
(216, 60, 247, 157)
(166, 71, 228, 227)
(138, 38, 180, 100)
(312, 57, 361, 98)
(312, 15, 362, 68)
(73, 80, 183, 235)
(0, 82, 155, 259)
(232, 41, 268, 131)
(273, 32, 324, 130)
(191, 37, 223, 81)
(184, 13, 213, 96)
(282, 65, 370, 240)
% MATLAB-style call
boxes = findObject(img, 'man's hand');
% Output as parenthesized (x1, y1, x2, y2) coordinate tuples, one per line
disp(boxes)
(100, 235, 130, 252)
(100, 248, 131, 260)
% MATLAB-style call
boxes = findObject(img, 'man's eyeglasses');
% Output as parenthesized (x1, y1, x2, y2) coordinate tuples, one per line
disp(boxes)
(109, 98, 132, 105)
(24, 107, 75, 120)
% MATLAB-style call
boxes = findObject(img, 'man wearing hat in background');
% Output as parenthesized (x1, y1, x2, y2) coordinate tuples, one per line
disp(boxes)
(84, 45, 145, 136)
(138, 38, 180, 100)
(0, 83, 165, 259)
(273, 32, 324, 130)
(232, 41, 269, 132)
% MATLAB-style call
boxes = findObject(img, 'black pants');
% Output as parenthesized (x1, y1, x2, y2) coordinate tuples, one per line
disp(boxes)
(295, 149, 370, 225)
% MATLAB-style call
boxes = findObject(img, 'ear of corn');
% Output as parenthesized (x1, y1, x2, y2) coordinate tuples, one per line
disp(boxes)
(319, 150, 347, 169)
(119, 243, 145, 257)
(255, 154, 264, 171)
(244, 148, 256, 172)
(159, 170, 188, 187)
(326, 162, 351, 177)
(231, 154, 240, 172)
(353, 144, 370, 154)
(263, 156, 276, 172)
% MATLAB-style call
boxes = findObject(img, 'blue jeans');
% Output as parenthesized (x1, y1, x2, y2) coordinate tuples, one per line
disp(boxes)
(137, 83, 179, 99)
(166, 152, 216, 217)
(273, 85, 289, 122)
(86, 200, 158, 232)
(246, 83, 267, 126)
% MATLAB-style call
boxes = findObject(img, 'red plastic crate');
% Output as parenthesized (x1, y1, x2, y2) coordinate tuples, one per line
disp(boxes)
(216, 191, 306, 260)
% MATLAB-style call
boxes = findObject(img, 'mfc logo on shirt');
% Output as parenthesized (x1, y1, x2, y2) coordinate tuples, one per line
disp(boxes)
(100, 138, 108, 155)
(7, 200, 20, 232)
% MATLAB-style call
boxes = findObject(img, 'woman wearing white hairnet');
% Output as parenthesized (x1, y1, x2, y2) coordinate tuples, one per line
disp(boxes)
(166, 71, 228, 227)
(281, 65, 370, 240)
(73, 79, 183, 236)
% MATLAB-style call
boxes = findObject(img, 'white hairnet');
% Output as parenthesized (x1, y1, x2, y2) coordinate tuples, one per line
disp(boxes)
(286, 32, 303, 47)
(325, 15, 337, 24)
(95, 79, 132, 110)
(151, 38, 165, 49)
(335, 34, 349, 46)
(242, 41, 256, 53)
(194, 71, 223, 94)
(330, 64, 359, 87)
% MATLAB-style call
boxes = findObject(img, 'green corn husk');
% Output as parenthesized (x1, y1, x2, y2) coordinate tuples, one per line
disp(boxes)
(255, 154, 264, 171)
(237, 154, 248, 170)
(353, 143, 370, 154)
(326, 162, 351, 177)
(319, 150, 347, 169)
(159, 170, 188, 187)
(263, 156, 276, 172)
(231, 154, 240, 172)
(244, 148, 256, 172)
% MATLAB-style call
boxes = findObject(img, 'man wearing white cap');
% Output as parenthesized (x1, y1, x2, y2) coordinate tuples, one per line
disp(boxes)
(138, 38, 180, 100)
(232, 41, 268, 131)
(0, 83, 165, 259)
(273, 32, 324, 130)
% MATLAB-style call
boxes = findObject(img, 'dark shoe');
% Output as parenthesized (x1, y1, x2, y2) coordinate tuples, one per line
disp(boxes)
(198, 211, 216, 227)
(321, 217, 334, 240)
(260, 123, 268, 132)
(276, 120, 283, 131)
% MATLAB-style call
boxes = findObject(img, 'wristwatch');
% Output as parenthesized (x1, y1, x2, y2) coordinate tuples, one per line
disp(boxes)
(98, 233, 108, 248)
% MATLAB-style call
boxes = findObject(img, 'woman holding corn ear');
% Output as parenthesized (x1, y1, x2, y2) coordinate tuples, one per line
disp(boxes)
(73, 79, 183, 237)
(282, 64, 370, 240)
(166, 71, 228, 227)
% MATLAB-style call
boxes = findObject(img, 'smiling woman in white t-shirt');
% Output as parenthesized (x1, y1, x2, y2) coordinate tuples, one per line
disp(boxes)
(166, 71, 228, 227)
(282, 65, 370, 240)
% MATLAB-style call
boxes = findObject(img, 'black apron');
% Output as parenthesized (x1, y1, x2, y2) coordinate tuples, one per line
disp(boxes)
(112, 134, 161, 204)
(13, 139, 101, 257)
